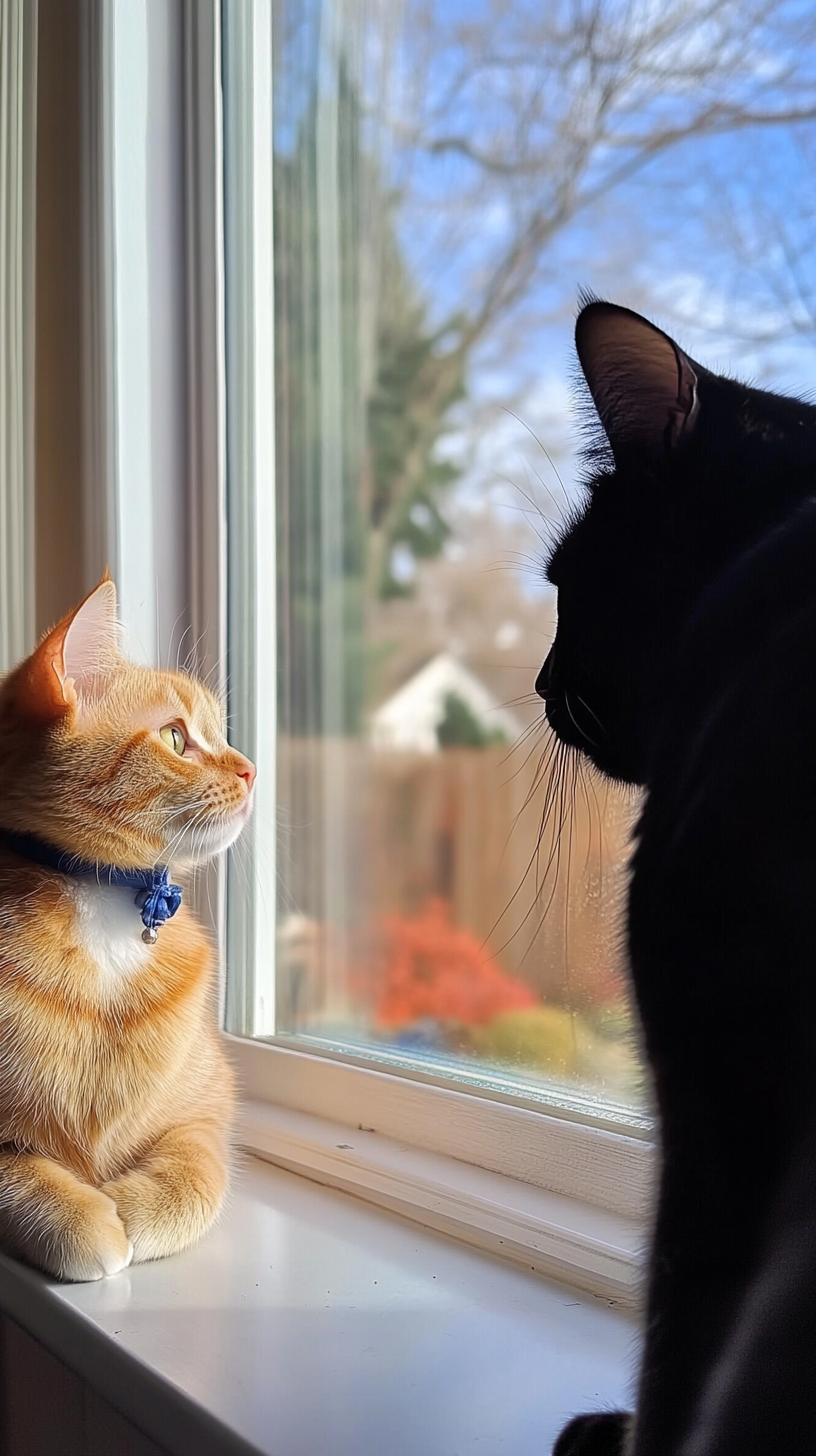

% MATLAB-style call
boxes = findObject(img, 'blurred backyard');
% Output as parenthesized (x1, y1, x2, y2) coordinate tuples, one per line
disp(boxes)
(268, 0, 816, 1110)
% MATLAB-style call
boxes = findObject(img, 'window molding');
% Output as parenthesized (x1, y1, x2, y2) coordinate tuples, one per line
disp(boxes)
(238, 1098, 643, 1306)
(72, 0, 222, 676)
(222, 0, 277, 1038)
(182, 0, 227, 702)
(0, 0, 37, 669)
(78, 0, 116, 595)
(226, 1035, 653, 1222)
(179, 0, 228, 947)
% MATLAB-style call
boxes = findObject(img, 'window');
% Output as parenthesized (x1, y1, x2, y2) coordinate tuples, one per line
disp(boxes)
(44, 0, 811, 1254)
(222, 0, 646, 1140)
(220, 0, 816, 1214)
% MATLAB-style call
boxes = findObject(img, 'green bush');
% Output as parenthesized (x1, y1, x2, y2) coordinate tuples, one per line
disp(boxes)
(436, 691, 507, 749)
(472, 1005, 579, 1075)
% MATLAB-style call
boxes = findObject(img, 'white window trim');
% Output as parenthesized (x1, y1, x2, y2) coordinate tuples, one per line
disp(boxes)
(236, 1098, 642, 1305)
(0, 1155, 635, 1456)
(227, 1036, 652, 1218)
(222, 0, 278, 1038)
(227, 1033, 652, 1300)
(0, 0, 36, 671)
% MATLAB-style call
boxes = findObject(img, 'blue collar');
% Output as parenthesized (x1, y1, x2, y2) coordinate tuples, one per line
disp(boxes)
(0, 829, 182, 943)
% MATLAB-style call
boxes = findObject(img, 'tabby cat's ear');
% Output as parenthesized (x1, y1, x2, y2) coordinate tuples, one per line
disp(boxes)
(11, 576, 119, 725)
(576, 302, 699, 461)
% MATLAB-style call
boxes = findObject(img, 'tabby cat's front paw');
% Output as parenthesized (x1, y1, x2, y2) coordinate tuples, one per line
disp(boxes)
(48, 1186, 133, 1282)
(102, 1167, 220, 1263)
(553, 1411, 632, 1456)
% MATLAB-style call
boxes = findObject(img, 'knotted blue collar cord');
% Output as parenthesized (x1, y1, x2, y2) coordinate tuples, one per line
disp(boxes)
(0, 829, 182, 944)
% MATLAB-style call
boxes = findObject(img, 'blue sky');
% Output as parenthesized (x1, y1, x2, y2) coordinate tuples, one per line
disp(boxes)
(274, 0, 816, 576)
(368, 0, 816, 562)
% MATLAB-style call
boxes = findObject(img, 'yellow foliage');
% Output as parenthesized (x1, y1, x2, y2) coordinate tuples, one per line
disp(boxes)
(472, 1005, 580, 1075)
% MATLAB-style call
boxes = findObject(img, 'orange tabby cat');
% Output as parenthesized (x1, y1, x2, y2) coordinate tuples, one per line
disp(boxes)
(0, 576, 254, 1280)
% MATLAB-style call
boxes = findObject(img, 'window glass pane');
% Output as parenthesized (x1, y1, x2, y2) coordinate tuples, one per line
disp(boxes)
(231, 0, 816, 1120)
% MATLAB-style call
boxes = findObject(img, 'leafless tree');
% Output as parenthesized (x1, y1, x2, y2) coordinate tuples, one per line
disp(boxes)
(359, 0, 816, 576)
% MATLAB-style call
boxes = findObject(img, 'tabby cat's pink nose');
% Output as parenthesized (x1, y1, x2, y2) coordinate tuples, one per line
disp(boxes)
(235, 754, 256, 791)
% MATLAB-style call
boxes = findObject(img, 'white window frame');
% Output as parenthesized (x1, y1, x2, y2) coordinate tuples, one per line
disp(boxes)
(0, 0, 36, 673)
(215, 0, 652, 1294)
(72, 0, 653, 1301)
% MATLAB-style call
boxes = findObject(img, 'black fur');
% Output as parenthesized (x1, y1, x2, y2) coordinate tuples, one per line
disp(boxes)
(541, 301, 816, 1455)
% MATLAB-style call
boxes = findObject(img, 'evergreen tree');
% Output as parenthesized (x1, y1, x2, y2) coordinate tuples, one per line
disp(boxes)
(436, 692, 507, 750)
(273, 13, 465, 734)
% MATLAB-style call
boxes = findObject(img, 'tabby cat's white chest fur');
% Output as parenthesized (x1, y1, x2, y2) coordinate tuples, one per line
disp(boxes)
(69, 880, 154, 981)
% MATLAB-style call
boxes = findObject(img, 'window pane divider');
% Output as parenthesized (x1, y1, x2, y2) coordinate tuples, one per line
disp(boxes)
(0, 0, 36, 670)
(222, 0, 277, 1038)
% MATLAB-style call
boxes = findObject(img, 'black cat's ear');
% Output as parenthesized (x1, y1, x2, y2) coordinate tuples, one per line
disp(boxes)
(576, 302, 699, 460)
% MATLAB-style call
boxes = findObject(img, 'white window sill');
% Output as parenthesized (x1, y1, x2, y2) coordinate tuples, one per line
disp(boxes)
(237, 1099, 643, 1305)
(0, 1150, 637, 1456)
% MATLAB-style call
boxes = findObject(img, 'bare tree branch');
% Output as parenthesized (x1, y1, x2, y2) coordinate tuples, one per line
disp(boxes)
(358, 0, 816, 588)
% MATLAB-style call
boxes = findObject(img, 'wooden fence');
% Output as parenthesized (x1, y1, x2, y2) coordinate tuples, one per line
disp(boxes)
(274, 735, 639, 1030)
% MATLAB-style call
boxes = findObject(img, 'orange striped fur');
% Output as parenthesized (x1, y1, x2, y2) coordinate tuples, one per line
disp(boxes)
(0, 578, 253, 1279)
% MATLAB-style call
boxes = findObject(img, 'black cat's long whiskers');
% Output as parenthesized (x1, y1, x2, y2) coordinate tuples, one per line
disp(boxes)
(538, 741, 570, 862)
(495, 457, 570, 540)
(579, 755, 605, 885)
(527, 458, 570, 521)
(512, 742, 574, 966)
(491, 723, 609, 1005)
(500, 406, 572, 513)
(502, 471, 562, 543)
(480, 509, 560, 562)
(518, 732, 562, 810)
(487, 737, 557, 912)
(564, 688, 600, 750)
(588, 763, 611, 896)
(498, 720, 548, 775)
(481, 558, 553, 577)
(522, 458, 564, 528)
(490, 478, 554, 551)
(498, 719, 556, 782)
(562, 753, 579, 1040)
(574, 751, 597, 881)
(499, 734, 554, 789)
(522, 740, 572, 910)
(536, 740, 566, 901)
(496, 691, 546, 710)
(575, 692, 607, 741)
(481, 732, 564, 953)
(514, 728, 561, 820)
(513, 805, 573, 971)
(499, 729, 559, 860)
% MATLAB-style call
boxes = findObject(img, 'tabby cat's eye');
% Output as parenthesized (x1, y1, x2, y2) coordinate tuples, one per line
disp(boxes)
(160, 725, 186, 756)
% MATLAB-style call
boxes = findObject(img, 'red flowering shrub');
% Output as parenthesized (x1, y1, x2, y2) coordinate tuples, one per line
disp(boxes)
(374, 897, 535, 1029)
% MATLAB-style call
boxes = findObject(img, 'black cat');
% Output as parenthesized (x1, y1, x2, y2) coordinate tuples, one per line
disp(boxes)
(542, 300, 816, 1455)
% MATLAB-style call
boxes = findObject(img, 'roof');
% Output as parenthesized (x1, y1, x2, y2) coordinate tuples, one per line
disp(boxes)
(369, 652, 522, 753)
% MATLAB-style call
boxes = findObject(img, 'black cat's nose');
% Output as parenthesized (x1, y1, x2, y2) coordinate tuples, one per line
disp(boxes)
(536, 649, 554, 700)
